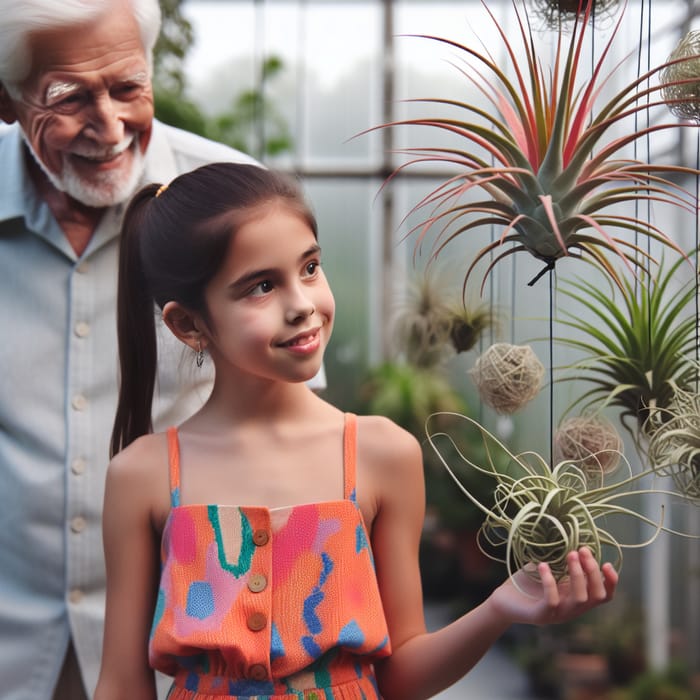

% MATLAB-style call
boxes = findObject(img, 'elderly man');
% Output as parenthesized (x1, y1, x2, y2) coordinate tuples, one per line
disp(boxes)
(0, 1, 321, 698)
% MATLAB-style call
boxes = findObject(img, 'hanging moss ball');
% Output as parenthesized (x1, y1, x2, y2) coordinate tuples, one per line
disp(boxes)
(553, 415, 623, 480)
(469, 343, 544, 414)
(661, 30, 700, 122)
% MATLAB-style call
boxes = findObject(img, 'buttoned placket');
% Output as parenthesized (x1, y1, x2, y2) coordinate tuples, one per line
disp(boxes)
(245, 516, 273, 683)
(65, 258, 93, 609)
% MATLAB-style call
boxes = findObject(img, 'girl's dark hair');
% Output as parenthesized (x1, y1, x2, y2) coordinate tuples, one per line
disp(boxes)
(110, 162, 317, 456)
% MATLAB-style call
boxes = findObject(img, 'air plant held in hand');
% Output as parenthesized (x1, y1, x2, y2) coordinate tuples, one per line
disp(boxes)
(368, 0, 698, 293)
(426, 413, 697, 587)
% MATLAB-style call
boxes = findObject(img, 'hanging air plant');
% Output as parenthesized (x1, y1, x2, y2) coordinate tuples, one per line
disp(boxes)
(365, 0, 698, 293)
(426, 413, 697, 587)
(553, 414, 623, 483)
(529, 0, 619, 30)
(393, 269, 494, 368)
(470, 342, 544, 414)
(555, 256, 699, 437)
(661, 30, 700, 123)
(646, 383, 700, 501)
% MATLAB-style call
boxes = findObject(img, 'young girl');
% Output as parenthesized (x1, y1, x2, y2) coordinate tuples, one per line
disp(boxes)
(95, 162, 618, 700)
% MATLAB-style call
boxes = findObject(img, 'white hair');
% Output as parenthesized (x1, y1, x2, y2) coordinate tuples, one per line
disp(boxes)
(0, 0, 161, 97)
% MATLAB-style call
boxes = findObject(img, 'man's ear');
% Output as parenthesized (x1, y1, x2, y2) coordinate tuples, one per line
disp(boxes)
(162, 301, 207, 350)
(0, 84, 19, 124)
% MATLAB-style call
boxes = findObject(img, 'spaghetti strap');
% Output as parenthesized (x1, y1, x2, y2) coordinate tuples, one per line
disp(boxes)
(343, 413, 357, 502)
(166, 426, 181, 508)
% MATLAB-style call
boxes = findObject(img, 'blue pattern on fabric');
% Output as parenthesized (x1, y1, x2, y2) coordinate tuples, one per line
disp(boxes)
(228, 678, 275, 695)
(270, 621, 285, 660)
(150, 589, 165, 639)
(302, 634, 323, 659)
(185, 672, 199, 691)
(303, 588, 324, 634)
(319, 552, 333, 586)
(338, 620, 365, 648)
(186, 581, 214, 619)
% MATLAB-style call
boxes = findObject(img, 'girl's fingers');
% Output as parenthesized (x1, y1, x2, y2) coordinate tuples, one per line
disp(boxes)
(536, 562, 560, 608)
(565, 550, 588, 604)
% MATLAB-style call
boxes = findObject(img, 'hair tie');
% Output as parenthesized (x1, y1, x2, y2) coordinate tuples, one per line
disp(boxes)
(155, 183, 169, 198)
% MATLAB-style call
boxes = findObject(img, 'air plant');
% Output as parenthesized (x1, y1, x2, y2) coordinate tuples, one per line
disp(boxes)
(426, 413, 697, 587)
(528, 0, 620, 31)
(646, 382, 700, 501)
(368, 0, 698, 294)
(555, 255, 699, 437)
(393, 268, 494, 368)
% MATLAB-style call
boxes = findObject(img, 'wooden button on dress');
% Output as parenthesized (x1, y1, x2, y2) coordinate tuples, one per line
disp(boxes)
(247, 611, 267, 631)
(248, 573, 267, 593)
(248, 663, 268, 681)
(252, 529, 269, 546)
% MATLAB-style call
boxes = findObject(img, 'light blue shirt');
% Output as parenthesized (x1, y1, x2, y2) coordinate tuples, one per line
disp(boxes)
(0, 121, 325, 699)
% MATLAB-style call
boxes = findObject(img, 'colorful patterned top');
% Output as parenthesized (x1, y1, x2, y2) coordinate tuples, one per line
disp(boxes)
(149, 413, 391, 699)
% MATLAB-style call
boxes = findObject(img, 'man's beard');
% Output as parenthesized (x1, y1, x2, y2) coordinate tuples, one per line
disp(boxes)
(21, 132, 146, 208)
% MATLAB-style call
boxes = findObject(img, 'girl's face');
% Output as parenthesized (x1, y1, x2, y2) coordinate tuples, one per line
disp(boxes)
(201, 204, 335, 385)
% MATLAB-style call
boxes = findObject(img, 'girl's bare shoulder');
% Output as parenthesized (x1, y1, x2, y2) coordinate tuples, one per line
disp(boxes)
(107, 432, 170, 500)
(355, 414, 423, 475)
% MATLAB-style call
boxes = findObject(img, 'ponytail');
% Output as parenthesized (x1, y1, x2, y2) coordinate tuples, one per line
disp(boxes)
(110, 184, 161, 457)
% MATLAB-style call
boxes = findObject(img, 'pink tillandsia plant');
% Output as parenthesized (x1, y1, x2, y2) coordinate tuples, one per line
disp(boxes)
(372, 0, 699, 293)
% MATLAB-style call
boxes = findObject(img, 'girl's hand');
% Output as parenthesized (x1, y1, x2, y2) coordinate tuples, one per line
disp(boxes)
(489, 547, 618, 627)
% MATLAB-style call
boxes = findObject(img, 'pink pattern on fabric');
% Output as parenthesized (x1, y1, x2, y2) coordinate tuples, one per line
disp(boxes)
(272, 506, 320, 584)
(170, 509, 197, 564)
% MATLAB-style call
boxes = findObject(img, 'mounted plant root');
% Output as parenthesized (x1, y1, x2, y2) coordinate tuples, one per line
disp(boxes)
(426, 412, 698, 591)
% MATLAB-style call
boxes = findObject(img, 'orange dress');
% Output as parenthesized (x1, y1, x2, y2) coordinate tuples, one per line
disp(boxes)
(149, 413, 391, 699)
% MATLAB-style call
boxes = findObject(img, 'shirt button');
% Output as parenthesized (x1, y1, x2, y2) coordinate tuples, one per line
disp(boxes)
(70, 516, 86, 533)
(75, 261, 89, 274)
(248, 663, 268, 681)
(71, 458, 86, 475)
(71, 394, 88, 411)
(252, 529, 269, 546)
(69, 589, 84, 604)
(247, 612, 267, 631)
(74, 321, 90, 338)
(248, 573, 267, 593)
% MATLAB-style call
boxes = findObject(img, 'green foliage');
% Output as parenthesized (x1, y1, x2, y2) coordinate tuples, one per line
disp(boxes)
(153, 0, 194, 94)
(151, 3, 293, 158)
(556, 255, 699, 436)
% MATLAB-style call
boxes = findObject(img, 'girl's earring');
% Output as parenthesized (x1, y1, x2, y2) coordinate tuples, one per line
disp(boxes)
(196, 341, 204, 369)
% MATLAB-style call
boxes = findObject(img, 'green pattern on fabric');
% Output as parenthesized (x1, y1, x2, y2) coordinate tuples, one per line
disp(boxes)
(208, 505, 254, 576)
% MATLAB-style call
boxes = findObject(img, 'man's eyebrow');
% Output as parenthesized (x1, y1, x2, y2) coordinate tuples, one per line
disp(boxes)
(124, 71, 149, 85)
(44, 70, 149, 103)
(45, 80, 80, 102)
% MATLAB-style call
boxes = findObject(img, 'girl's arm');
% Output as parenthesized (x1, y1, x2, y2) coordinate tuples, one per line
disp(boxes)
(366, 420, 618, 700)
(94, 440, 163, 700)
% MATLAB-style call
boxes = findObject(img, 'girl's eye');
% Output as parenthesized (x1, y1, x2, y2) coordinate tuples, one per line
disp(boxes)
(249, 280, 273, 297)
(304, 261, 319, 277)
